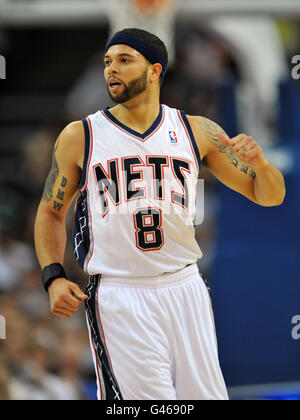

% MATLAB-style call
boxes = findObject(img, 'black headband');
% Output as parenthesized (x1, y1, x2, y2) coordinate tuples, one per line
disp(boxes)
(105, 33, 167, 78)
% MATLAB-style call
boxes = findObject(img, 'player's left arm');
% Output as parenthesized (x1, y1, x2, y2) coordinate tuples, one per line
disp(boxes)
(188, 116, 286, 207)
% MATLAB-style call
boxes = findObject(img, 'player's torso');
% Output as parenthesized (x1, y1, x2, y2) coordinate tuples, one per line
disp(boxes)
(73, 104, 202, 278)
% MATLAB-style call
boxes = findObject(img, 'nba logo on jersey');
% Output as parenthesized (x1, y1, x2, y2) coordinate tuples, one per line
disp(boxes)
(169, 130, 178, 144)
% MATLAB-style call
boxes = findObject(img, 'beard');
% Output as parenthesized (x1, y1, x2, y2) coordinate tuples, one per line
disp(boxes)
(107, 69, 148, 104)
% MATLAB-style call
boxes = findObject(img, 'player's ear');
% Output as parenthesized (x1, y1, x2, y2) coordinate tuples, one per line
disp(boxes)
(149, 63, 162, 84)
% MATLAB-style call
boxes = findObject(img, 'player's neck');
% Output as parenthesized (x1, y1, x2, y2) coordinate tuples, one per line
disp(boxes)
(109, 93, 161, 134)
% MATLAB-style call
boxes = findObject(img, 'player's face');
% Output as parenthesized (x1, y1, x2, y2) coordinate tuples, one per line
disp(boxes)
(104, 45, 149, 103)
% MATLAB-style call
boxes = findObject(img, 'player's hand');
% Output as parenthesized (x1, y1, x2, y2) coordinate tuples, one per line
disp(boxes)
(48, 278, 88, 318)
(218, 133, 269, 171)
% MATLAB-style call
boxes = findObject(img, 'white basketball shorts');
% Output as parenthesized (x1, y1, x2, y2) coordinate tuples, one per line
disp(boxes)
(85, 263, 229, 400)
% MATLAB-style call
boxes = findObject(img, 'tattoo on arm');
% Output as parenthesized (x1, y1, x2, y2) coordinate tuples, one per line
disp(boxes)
(61, 177, 67, 188)
(200, 118, 256, 179)
(42, 150, 59, 202)
(54, 135, 61, 153)
(42, 136, 69, 212)
(54, 177, 68, 211)
(53, 201, 64, 211)
(56, 189, 65, 201)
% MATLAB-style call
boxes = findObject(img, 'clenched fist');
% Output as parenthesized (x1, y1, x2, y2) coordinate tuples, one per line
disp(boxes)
(48, 278, 88, 318)
(219, 133, 268, 171)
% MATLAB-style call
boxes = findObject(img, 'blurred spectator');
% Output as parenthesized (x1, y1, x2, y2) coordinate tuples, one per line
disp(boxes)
(208, 16, 288, 145)
(0, 354, 12, 400)
(0, 287, 94, 400)
(65, 51, 114, 121)
(0, 189, 36, 293)
(21, 128, 62, 198)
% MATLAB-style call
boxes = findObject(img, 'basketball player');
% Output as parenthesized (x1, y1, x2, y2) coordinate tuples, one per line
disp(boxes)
(34, 28, 285, 400)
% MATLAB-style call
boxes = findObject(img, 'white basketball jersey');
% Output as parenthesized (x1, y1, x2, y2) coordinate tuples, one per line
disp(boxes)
(73, 104, 203, 278)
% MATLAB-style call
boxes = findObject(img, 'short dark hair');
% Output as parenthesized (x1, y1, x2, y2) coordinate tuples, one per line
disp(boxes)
(114, 28, 168, 86)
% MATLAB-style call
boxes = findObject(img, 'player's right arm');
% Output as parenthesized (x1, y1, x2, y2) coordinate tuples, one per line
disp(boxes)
(34, 121, 88, 318)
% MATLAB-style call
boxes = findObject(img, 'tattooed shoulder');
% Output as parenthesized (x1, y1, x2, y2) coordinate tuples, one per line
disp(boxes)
(199, 117, 227, 151)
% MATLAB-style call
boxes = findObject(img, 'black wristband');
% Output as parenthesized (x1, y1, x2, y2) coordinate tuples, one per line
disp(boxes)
(42, 263, 67, 292)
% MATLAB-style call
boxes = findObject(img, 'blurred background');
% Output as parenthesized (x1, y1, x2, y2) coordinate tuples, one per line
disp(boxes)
(0, 0, 299, 400)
